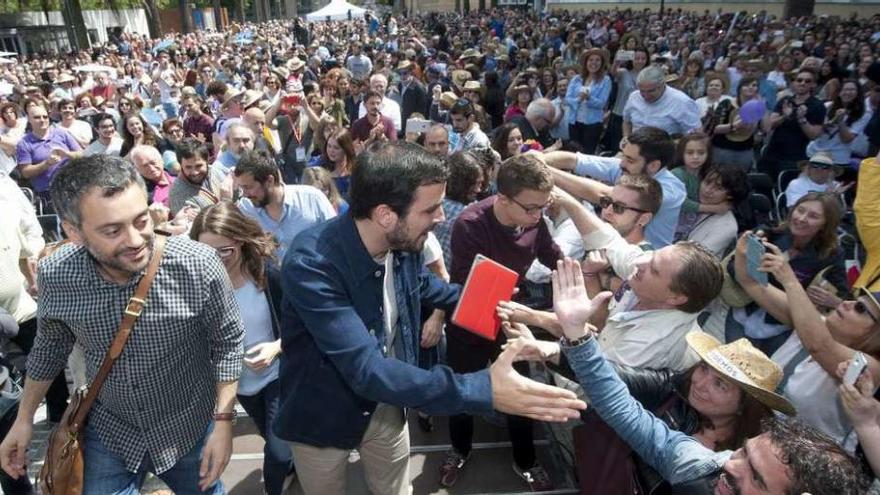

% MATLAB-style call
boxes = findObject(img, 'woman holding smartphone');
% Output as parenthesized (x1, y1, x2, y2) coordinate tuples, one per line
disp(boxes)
(191, 202, 294, 495)
(734, 226, 880, 451)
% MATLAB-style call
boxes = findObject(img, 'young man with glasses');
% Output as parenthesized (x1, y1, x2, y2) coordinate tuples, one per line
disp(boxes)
(441, 154, 579, 491)
(84, 113, 123, 157)
(759, 68, 825, 179)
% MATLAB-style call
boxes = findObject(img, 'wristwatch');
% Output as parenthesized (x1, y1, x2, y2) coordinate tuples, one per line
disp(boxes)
(213, 410, 238, 422)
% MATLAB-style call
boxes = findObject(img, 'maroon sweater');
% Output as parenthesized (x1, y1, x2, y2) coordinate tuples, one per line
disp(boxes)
(448, 196, 562, 343)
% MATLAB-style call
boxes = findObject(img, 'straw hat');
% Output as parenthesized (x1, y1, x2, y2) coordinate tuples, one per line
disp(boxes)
(287, 57, 305, 71)
(459, 48, 481, 60)
(857, 287, 880, 317)
(219, 88, 245, 110)
(397, 60, 413, 71)
(240, 89, 263, 109)
(55, 73, 76, 85)
(439, 91, 458, 108)
(686, 333, 796, 415)
(802, 151, 844, 177)
(462, 80, 482, 92)
(451, 69, 471, 89)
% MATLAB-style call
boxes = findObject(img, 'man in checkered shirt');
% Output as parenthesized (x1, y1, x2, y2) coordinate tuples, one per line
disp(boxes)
(0, 154, 244, 494)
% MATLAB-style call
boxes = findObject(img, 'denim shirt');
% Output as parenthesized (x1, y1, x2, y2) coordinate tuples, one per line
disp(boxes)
(562, 337, 731, 486)
(565, 74, 612, 125)
(273, 213, 493, 448)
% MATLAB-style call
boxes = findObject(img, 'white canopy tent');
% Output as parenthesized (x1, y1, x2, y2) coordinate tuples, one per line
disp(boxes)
(304, 0, 368, 22)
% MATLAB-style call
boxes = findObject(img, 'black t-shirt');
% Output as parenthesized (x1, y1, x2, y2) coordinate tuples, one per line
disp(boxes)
(765, 95, 826, 162)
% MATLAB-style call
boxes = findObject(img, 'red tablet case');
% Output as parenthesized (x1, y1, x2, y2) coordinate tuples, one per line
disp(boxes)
(451, 255, 519, 340)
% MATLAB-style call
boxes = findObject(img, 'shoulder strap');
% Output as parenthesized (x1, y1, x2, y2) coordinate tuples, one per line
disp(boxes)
(71, 233, 167, 430)
(776, 346, 810, 394)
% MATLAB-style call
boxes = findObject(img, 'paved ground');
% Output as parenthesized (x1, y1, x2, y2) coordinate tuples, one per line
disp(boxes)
(21, 405, 580, 494)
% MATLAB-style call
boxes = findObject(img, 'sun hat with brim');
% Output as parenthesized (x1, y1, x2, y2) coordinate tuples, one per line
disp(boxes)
(686, 333, 796, 416)
(286, 57, 305, 71)
(439, 91, 458, 108)
(220, 89, 245, 110)
(241, 89, 263, 109)
(459, 48, 481, 60)
(462, 80, 482, 92)
(801, 151, 844, 177)
(856, 287, 880, 318)
(451, 69, 471, 88)
(55, 73, 76, 85)
(397, 60, 413, 71)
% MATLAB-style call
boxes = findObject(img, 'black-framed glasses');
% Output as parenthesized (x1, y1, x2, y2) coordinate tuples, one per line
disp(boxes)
(215, 246, 236, 259)
(854, 301, 879, 324)
(509, 196, 550, 215)
(598, 195, 648, 214)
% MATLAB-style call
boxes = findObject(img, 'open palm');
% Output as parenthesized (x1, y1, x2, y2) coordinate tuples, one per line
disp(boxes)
(552, 258, 611, 338)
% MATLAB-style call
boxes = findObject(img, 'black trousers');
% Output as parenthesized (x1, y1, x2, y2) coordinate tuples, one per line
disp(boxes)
(445, 327, 536, 470)
(602, 113, 624, 153)
(570, 122, 603, 155)
(13, 319, 69, 423)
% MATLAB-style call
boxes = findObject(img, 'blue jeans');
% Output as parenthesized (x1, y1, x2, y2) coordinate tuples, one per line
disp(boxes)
(82, 421, 224, 495)
(237, 379, 293, 495)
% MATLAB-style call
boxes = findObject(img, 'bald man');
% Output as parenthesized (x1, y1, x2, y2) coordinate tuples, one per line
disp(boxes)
(243, 107, 278, 153)
(130, 145, 176, 208)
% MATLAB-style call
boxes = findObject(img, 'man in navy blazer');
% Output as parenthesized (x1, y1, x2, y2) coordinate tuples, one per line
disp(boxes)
(274, 143, 585, 495)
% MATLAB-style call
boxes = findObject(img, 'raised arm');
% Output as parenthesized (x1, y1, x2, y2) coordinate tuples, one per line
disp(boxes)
(731, 232, 794, 327)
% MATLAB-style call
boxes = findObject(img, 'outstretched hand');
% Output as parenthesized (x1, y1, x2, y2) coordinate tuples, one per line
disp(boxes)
(489, 338, 586, 422)
(552, 258, 612, 340)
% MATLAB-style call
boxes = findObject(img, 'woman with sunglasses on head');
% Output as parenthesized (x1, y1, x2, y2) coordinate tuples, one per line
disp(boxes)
(190, 202, 294, 495)
(726, 192, 849, 354)
(733, 224, 880, 452)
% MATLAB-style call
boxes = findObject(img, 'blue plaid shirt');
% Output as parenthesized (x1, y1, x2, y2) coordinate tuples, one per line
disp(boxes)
(435, 198, 467, 268)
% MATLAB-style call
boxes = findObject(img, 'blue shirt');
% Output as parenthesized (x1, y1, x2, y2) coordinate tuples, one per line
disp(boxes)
(273, 213, 493, 448)
(565, 74, 612, 125)
(574, 154, 686, 247)
(562, 337, 731, 486)
(238, 185, 337, 260)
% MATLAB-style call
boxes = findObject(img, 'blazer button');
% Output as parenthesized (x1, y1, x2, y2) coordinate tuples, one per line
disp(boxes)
(362, 411, 370, 416)
(374, 270, 382, 277)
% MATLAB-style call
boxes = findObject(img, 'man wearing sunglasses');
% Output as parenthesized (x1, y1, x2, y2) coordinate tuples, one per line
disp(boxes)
(540, 126, 685, 248)
(506, 187, 722, 374)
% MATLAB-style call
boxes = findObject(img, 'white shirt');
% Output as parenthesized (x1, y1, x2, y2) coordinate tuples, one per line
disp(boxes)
(687, 211, 737, 258)
(583, 221, 701, 371)
(358, 97, 402, 132)
(0, 123, 24, 176)
(623, 85, 702, 136)
(84, 137, 124, 157)
(0, 191, 39, 323)
(695, 95, 734, 119)
(772, 332, 857, 451)
(60, 119, 93, 146)
(784, 175, 839, 208)
(526, 215, 584, 284)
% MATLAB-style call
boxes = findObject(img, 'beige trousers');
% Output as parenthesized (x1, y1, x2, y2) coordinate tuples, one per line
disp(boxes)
(290, 404, 411, 495)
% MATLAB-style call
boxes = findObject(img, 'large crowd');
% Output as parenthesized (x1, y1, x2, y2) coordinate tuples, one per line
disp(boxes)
(0, 5, 880, 495)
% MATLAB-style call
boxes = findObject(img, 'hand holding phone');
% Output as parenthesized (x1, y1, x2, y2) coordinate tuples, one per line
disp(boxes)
(746, 234, 768, 286)
(844, 352, 868, 386)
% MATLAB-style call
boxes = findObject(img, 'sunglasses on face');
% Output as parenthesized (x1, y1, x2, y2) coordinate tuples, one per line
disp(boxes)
(855, 300, 879, 323)
(598, 195, 648, 214)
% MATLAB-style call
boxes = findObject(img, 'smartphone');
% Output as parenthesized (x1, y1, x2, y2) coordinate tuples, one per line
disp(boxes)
(746, 234, 768, 286)
(616, 50, 635, 62)
(405, 118, 432, 134)
(844, 352, 868, 386)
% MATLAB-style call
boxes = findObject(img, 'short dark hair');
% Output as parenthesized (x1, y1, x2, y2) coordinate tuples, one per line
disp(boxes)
(702, 165, 750, 205)
(616, 174, 663, 214)
(446, 151, 483, 204)
(94, 112, 115, 127)
(628, 126, 675, 169)
(364, 89, 384, 103)
(233, 149, 281, 184)
(349, 143, 448, 219)
(449, 98, 475, 118)
(496, 154, 553, 198)
(57, 98, 74, 109)
(669, 241, 723, 313)
(176, 137, 210, 163)
(763, 416, 870, 495)
(50, 154, 145, 228)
